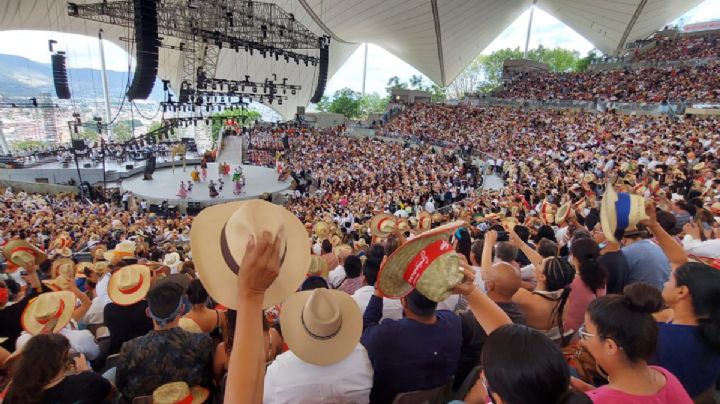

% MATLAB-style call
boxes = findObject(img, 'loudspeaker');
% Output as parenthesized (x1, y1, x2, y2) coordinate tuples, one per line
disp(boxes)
(51, 54, 71, 99)
(310, 44, 329, 103)
(83, 163, 92, 168)
(126, 164, 134, 170)
(127, 0, 159, 100)
(72, 139, 87, 152)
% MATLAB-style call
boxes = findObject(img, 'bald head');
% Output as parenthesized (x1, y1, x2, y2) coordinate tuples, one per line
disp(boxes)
(485, 262, 521, 300)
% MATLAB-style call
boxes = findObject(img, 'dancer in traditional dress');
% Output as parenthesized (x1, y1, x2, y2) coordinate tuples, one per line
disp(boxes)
(208, 180, 219, 198)
(201, 158, 208, 181)
(191, 167, 200, 182)
(176, 181, 188, 199)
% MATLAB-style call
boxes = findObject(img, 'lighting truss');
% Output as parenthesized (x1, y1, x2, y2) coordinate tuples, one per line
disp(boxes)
(68, 0, 327, 62)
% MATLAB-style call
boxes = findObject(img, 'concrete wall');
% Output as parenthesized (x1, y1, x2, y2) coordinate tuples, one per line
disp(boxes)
(0, 179, 79, 195)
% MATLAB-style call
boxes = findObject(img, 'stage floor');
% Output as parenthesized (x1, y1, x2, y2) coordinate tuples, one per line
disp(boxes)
(121, 163, 290, 203)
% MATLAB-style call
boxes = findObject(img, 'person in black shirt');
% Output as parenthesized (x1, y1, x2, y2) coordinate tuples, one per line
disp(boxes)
(103, 299, 153, 358)
(4, 333, 113, 403)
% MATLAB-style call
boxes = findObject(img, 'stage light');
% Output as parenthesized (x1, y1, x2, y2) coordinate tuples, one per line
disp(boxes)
(252, 87, 257, 92)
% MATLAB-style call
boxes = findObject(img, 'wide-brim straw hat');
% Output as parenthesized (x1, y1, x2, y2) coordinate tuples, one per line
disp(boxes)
(75, 262, 97, 278)
(55, 247, 73, 258)
(42, 275, 75, 292)
(51, 258, 76, 279)
(314, 221, 330, 239)
(600, 183, 649, 243)
(50, 234, 73, 251)
(418, 211, 432, 230)
(307, 255, 329, 278)
(377, 221, 464, 302)
(190, 200, 310, 310)
(152, 381, 209, 404)
(693, 162, 706, 171)
(104, 240, 136, 262)
(163, 252, 181, 267)
(555, 203, 571, 224)
(91, 244, 107, 262)
(3, 239, 47, 267)
(108, 264, 152, 306)
(280, 288, 362, 366)
(370, 213, 398, 237)
(397, 218, 411, 233)
(21, 291, 75, 335)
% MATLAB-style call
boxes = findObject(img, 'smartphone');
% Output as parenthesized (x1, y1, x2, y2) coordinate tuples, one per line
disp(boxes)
(20, 270, 28, 277)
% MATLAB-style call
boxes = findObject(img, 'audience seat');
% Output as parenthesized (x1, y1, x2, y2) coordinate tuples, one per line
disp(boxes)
(392, 381, 453, 404)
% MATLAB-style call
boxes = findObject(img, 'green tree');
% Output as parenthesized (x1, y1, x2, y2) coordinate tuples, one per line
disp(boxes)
(426, 84, 446, 103)
(576, 50, 598, 72)
(325, 87, 363, 119)
(210, 108, 262, 145)
(10, 140, 46, 151)
(385, 76, 407, 96)
(360, 92, 389, 115)
(316, 96, 332, 112)
(409, 75, 425, 89)
(147, 121, 164, 133)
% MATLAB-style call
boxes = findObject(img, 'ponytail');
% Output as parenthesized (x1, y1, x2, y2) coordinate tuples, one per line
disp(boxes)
(571, 238, 607, 294)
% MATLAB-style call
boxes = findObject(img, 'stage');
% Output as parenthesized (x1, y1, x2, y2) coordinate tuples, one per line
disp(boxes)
(121, 163, 291, 204)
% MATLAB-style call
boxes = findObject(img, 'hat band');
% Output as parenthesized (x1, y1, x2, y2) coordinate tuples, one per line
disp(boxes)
(175, 392, 193, 404)
(11, 246, 37, 258)
(36, 300, 65, 325)
(301, 310, 342, 341)
(403, 239, 453, 286)
(0, 288, 8, 305)
(615, 192, 631, 231)
(119, 275, 144, 295)
(219, 224, 288, 275)
(377, 218, 393, 232)
(114, 251, 134, 258)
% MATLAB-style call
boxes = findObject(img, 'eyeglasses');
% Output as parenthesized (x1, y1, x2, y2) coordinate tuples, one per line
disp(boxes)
(578, 324, 596, 340)
(480, 372, 497, 404)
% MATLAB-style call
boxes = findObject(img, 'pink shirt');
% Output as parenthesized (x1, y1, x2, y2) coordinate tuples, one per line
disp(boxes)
(588, 366, 693, 404)
(565, 276, 606, 333)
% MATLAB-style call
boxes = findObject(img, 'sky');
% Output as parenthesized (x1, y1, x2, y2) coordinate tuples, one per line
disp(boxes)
(0, 0, 719, 98)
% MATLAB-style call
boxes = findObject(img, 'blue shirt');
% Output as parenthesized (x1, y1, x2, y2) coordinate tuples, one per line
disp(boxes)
(621, 239, 671, 290)
(653, 322, 720, 397)
(360, 294, 462, 403)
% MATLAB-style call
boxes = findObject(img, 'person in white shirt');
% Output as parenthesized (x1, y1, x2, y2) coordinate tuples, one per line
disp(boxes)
(424, 198, 436, 213)
(265, 288, 373, 403)
(682, 221, 720, 259)
(328, 244, 353, 288)
(352, 256, 404, 321)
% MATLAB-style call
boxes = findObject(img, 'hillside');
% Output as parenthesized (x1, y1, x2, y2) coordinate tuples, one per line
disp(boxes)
(0, 54, 164, 101)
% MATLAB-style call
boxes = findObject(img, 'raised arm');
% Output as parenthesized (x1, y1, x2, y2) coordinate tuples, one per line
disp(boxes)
(640, 202, 688, 269)
(507, 225, 544, 269)
(481, 229, 497, 273)
(224, 232, 281, 404)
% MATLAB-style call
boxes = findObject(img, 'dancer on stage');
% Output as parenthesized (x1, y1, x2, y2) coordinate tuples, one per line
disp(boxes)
(233, 169, 245, 195)
(187, 181, 193, 193)
(208, 180, 219, 198)
(200, 157, 208, 181)
(218, 178, 224, 195)
(191, 167, 200, 182)
(177, 181, 188, 199)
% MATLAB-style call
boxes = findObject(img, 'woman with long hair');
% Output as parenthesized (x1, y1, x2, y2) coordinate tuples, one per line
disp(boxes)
(454, 265, 590, 404)
(576, 283, 693, 403)
(654, 262, 720, 402)
(4, 334, 112, 404)
(512, 256, 576, 344)
(183, 278, 225, 335)
(565, 238, 608, 333)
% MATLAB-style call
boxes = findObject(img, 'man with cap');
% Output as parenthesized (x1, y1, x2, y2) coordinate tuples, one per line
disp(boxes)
(116, 280, 213, 402)
(361, 288, 462, 403)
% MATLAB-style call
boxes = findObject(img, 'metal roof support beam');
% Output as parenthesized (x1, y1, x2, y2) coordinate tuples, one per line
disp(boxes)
(615, 0, 648, 56)
(298, 0, 355, 44)
(430, 0, 446, 86)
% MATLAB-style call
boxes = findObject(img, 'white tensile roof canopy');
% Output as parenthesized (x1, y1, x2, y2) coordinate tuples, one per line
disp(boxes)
(0, 0, 703, 119)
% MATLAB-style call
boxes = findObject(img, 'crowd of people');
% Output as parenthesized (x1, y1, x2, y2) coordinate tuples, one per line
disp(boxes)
(0, 29, 720, 404)
(500, 60, 720, 103)
(633, 32, 720, 63)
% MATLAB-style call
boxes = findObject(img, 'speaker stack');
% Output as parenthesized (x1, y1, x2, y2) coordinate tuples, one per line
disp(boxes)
(310, 43, 329, 103)
(127, 0, 159, 100)
(51, 53, 71, 99)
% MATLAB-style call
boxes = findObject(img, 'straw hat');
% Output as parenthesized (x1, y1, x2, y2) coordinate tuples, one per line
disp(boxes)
(555, 203, 572, 224)
(190, 200, 310, 310)
(51, 258, 76, 279)
(75, 262, 97, 278)
(90, 244, 107, 262)
(21, 291, 75, 335)
(600, 183, 649, 243)
(370, 213, 397, 238)
(693, 162, 706, 171)
(3, 239, 47, 267)
(42, 275, 75, 292)
(710, 202, 720, 215)
(94, 260, 110, 275)
(163, 252, 181, 267)
(377, 221, 464, 302)
(431, 212, 443, 223)
(108, 265, 152, 306)
(314, 222, 330, 239)
(104, 240, 136, 262)
(50, 234, 73, 253)
(307, 255, 329, 278)
(280, 288, 362, 366)
(152, 381, 209, 404)
(417, 211, 432, 231)
(330, 234, 342, 247)
(397, 218, 411, 233)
